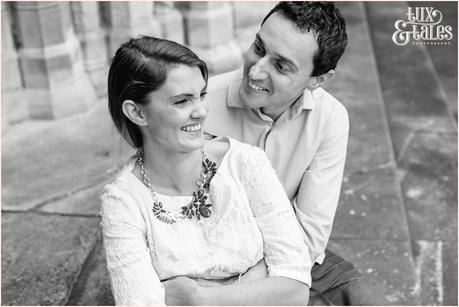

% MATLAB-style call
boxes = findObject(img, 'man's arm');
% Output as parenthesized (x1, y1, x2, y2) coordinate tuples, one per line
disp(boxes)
(295, 102, 350, 262)
(164, 275, 309, 306)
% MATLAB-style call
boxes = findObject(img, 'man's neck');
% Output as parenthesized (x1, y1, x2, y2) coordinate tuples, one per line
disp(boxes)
(260, 93, 305, 122)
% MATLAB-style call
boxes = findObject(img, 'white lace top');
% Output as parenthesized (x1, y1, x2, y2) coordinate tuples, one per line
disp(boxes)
(101, 137, 311, 305)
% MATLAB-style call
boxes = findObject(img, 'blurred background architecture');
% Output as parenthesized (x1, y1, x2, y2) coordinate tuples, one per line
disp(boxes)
(2, 1, 457, 306)
(1, 1, 274, 125)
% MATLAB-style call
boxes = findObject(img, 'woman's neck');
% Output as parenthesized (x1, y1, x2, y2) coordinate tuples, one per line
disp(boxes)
(140, 144, 203, 196)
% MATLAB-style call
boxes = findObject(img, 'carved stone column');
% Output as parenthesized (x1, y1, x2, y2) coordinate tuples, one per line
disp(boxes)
(183, 2, 242, 74)
(70, 2, 108, 97)
(154, 2, 184, 44)
(233, 2, 274, 51)
(14, 2, 96, 119)
(102, 2, 161, 56)
(2, 2, 28, 128)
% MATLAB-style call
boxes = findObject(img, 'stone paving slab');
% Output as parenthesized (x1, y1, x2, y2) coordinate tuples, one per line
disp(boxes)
(365, 1, 458, 241)
(1, 212, 100, 305)
(39, 181, 108, 216)
(399, 132, 457, 240)
(442, 239, 458, 305)
(365, 2, 458, 304)
(334, 167, 410, 240)
(364, 2, 456, 158)
(414, 1, 458, 120)
(1, 99, 134, 211)
(67, 238, 114, 306)
(412, 240, 448, 305)
(329, 3, 395, 172)
(325, 2, 410, 243)
(328, 238, 419, 305)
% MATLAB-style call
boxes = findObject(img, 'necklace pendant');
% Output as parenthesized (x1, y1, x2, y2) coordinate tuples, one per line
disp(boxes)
(152, 201, 176, 224)
(138, 150, 217, 225)
(181, 190, 212, 220)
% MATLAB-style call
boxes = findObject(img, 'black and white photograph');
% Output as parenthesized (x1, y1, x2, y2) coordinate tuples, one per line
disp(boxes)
(1, 1, 457, 305)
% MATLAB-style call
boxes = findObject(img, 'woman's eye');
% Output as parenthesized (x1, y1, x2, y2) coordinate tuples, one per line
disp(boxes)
(175, 99, 189, 105)
(200, 91, 208, 99)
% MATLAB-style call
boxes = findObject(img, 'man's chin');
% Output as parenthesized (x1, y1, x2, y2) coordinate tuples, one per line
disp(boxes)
(239, 86, 265, 109)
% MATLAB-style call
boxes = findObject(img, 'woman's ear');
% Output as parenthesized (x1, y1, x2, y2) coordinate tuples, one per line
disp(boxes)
(122, 100, 148, 126)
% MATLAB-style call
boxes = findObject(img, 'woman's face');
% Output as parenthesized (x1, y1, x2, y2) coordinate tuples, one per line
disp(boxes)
(139, 64, 208, 153)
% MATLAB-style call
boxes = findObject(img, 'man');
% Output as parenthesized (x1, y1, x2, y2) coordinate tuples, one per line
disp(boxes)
(165, 2, 388, 305)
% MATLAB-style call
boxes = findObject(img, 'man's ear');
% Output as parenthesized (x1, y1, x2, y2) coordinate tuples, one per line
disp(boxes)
(310, 69, 335, 90)
(122, 100, 147, 126)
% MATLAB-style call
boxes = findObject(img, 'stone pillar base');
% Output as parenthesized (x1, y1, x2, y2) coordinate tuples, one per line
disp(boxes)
(193, 41, 243, 74)
(79, 29, 108, 97)
(26, 72, 95, 119)
(2, 91, 29, 132)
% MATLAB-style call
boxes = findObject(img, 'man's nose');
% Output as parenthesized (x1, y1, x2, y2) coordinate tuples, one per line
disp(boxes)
(248, 56, 269, 80)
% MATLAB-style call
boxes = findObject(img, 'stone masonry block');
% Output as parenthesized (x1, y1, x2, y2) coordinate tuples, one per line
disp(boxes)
(105, 2, 160, 55)
(155, 2, 185, 44)
(26, 71, 94, 119)
(19, 34, 87, 89)
(185, 3, 234, 48)
(14, 2, 73, 49)
(2, 3, 23, 92)
(193, 40, 242, 74)
(70, 2, 101, 32)
(104, 2, 156, 29)
(188, 2, 221, 11)
(232, 2, 274, 29)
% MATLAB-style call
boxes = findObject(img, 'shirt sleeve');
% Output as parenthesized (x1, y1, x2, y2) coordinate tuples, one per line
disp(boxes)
(295, 102, 349, 264)
(241, 146, 312, 287)
(100, 184, 165, 305)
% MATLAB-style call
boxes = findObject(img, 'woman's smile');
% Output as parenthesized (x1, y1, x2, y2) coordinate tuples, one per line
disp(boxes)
(180, 123, 202, 132)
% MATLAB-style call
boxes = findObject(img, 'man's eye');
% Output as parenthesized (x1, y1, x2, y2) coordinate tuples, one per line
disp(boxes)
(254, 43, 265, 55)
(200, 91, 208, 99)
(276, 62, 289, 72)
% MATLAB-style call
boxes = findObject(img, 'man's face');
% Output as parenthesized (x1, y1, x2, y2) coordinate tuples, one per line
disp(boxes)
(239, 12, 319, 119)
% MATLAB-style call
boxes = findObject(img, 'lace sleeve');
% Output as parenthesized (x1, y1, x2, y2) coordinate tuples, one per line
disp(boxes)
(101, 185, 165, 305)
(241, 146, 313, 287)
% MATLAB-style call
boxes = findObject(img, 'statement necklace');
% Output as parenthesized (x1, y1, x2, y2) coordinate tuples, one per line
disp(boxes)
(137, 148, 217, 224)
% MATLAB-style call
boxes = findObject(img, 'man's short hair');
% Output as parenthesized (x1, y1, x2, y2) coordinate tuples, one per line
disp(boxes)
(262, 1, 348, 77)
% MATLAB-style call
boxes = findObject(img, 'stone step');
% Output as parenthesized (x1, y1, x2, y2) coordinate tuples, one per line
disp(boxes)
(326, 2, 418, 304)
(364, 2, 457, 305)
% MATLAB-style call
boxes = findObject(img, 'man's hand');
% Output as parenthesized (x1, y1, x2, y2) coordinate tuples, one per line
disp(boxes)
(163, 276, 204, 305)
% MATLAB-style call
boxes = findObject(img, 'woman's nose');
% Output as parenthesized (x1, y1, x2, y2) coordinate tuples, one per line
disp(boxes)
(191, 103, 208, 119)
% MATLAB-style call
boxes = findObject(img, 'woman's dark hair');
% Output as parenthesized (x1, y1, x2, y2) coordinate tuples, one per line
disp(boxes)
(262, 2, 347, 77)
(108, 36, 208, 148)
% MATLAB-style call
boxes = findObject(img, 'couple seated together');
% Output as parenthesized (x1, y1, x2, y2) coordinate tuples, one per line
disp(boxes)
(101, 2, 388, 305)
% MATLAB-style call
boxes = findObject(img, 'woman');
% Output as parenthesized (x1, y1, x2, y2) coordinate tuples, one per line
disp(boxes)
(101, 36, 311, 305)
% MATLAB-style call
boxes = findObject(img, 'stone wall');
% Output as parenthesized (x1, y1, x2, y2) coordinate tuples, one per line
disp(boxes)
(1, 1, 275, 126)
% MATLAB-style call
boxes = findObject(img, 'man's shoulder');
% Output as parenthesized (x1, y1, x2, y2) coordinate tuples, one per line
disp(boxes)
(312, 87, 349, 122)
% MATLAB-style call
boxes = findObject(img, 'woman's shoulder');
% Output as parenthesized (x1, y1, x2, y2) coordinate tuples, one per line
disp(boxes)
(100, 159, 145, 217)
(206, 137, 268, 171)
